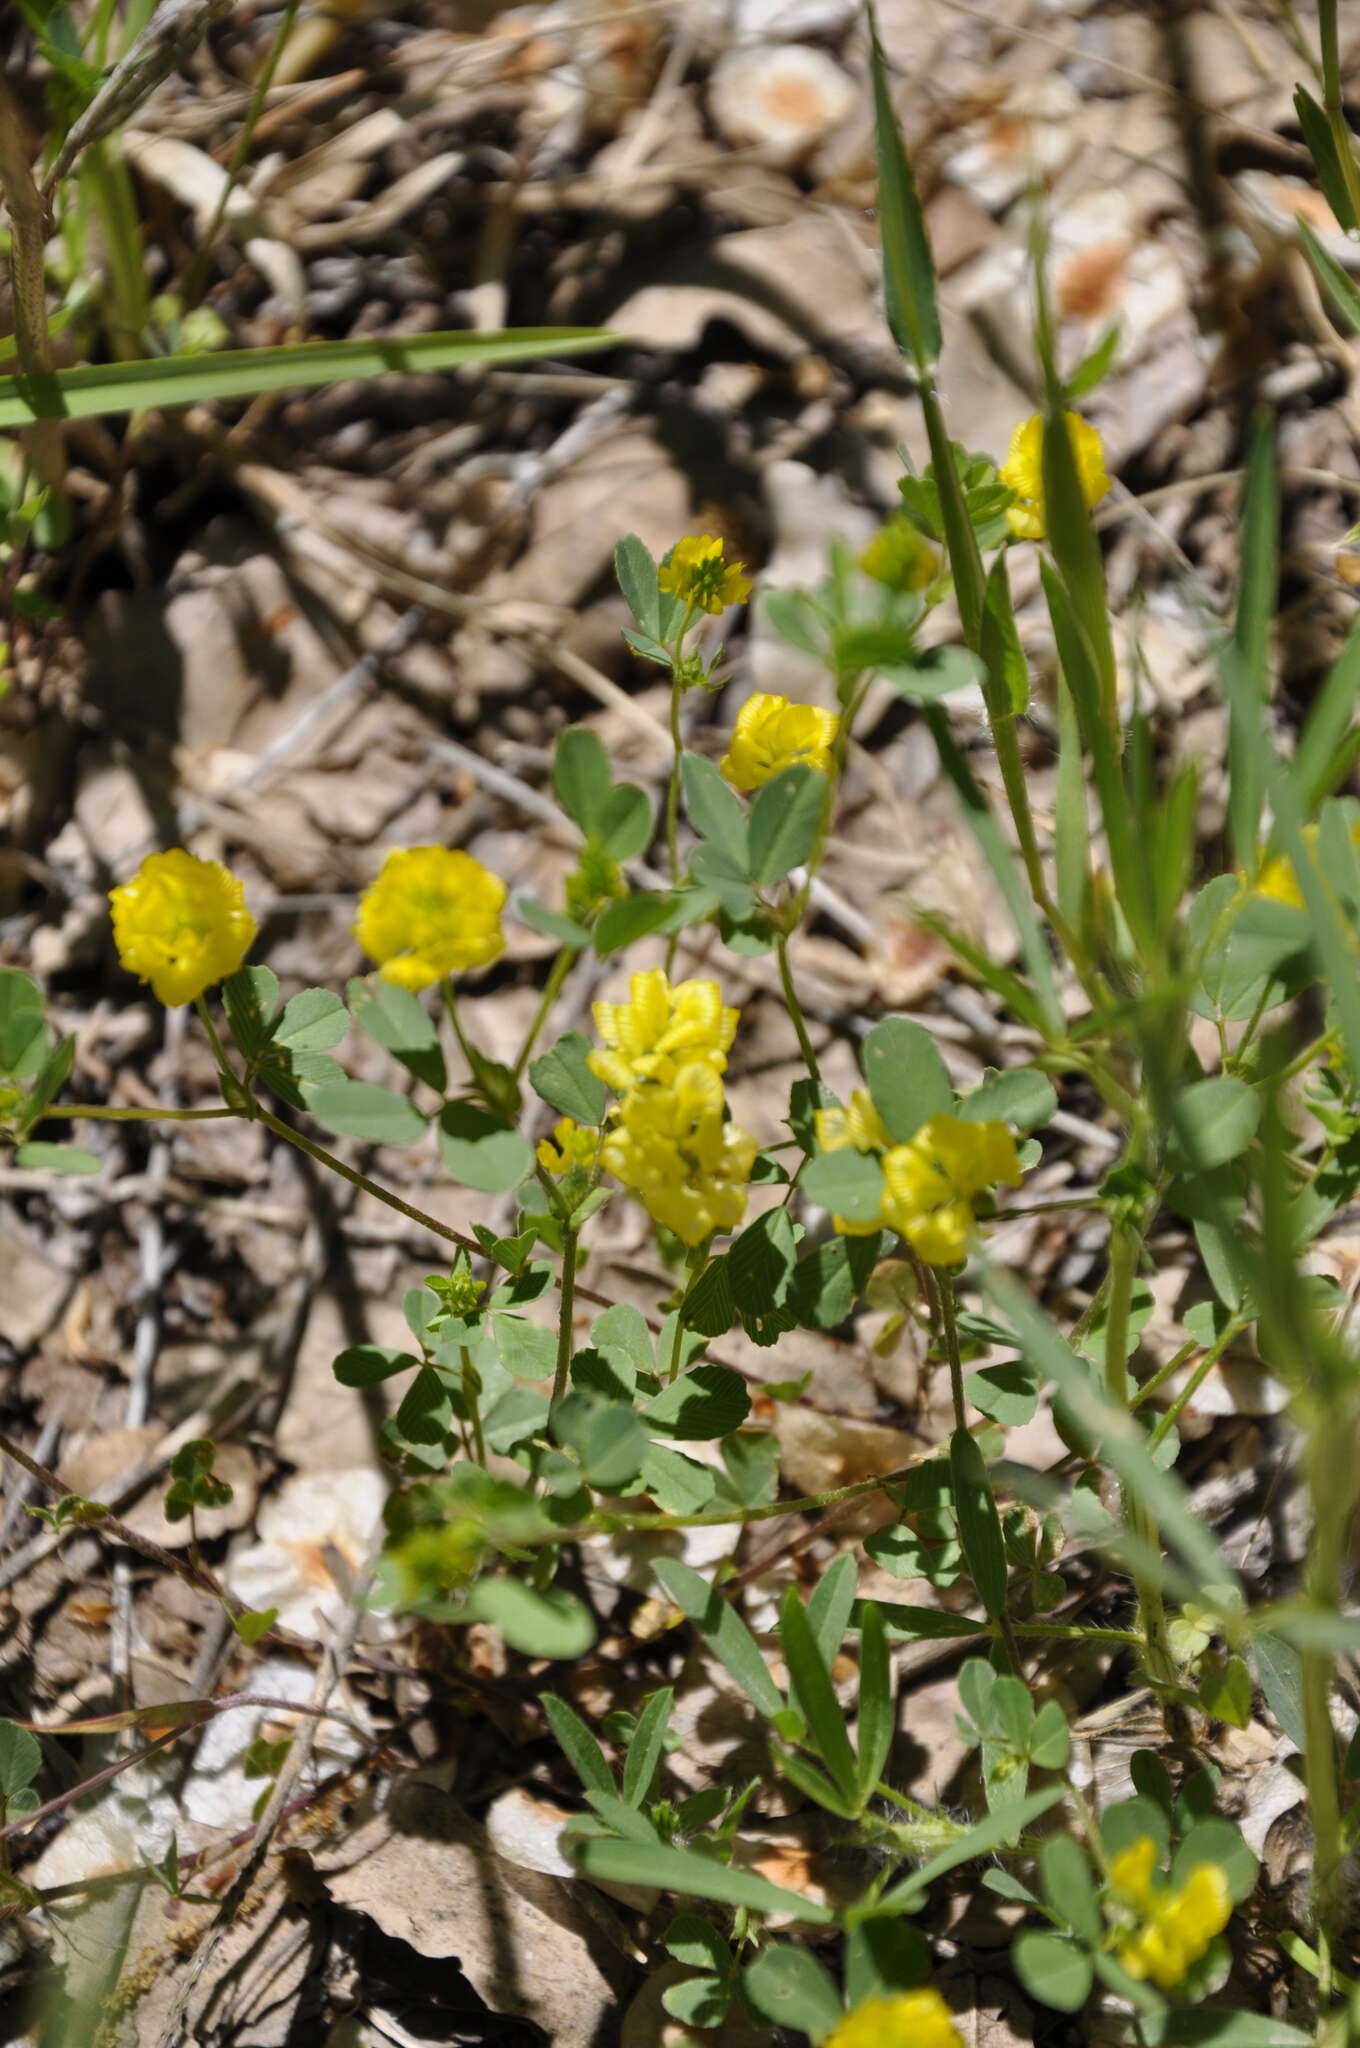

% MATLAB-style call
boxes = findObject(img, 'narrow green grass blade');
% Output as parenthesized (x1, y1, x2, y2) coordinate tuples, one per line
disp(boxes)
(866, 2, 940, 372)
(1289, 620, 1360, 806)
(1293, 86, 1360, 232)
(1297, 217, 1360, 334)
(0, 326, 615, 426)
(1228, 415, 1277, 869)
(984, 1266, 1238, 1603)
(1053, 670, 1090, 931)
(573, 1837, 835, 1923)
(1268, 764, 1360, 1084)
(923, 705, 1062, 1032)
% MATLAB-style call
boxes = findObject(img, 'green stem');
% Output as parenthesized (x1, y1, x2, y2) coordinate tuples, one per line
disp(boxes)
(36, 1104, 235, 1123)
(1105, 1210, 1176, 1697)
(1318, 0, 1360, 235)
(84, 143, 149, 354)
(523, 1460, 919, 1542)
(1146, 1316, 1249, 1446)
(192, 994, 241, 1096)
(550, 1225, 580, 1413)
(1009, 1622, 1142, 1648)
(513, 946, 576, 1081)
(665, 672, 685, 887)
(935, 1270, 968, 1432)
(253, 1105, 480, 1259)
(460, 1346, 488, 1468)
(183, 0, 301, 305)
(1299, 1404, 1350, 2008)
(666, 1238, 710, 1383)
(776, 936, 820, 1082)
(442, 979, 506, 1112)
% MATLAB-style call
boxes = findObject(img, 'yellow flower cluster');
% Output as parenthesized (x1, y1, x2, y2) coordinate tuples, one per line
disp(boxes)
(602, 1060, 756, 1246)
(824, 1988, 963, 2048)
(1000, 411, 1111, 542)
(1252, 819, 1360, 909)
(719, 691, 840, 793)
(657, 534, 753, 615)
(536, 1116, 598, 1175)
(589, 967, 738, 1095)
(1108, 1835, 1233, 1991)
(354, 847, 506, 991)
(815, 1093, 1022, 1266)
(590, 969, 753, 1246)
(109, 849, 256, 1007)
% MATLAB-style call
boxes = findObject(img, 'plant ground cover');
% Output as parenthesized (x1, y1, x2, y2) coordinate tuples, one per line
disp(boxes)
(4, 2, 1360, 2045)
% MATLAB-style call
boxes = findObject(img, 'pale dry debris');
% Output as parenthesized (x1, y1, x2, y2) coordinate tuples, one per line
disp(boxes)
(708, 43, 858, 166)
(773, 1405, 922, 1534)
(182, 1653, 369, 1829)
(486, 1785, 659, 1910)
(311, 1770, 631, 2048)
(225, 1465, 386, 1636)
(943, 74, 1083, 213)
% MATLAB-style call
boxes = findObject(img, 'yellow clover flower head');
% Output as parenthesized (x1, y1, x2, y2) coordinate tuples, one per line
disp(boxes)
(825, 1988, 963, 2048)
(1000, 411, 1111, 542)
(601, 1061, 756, 1246)
(657, 533, 753, 615)
(354, 846, 506, 991)
(719, 691, 840, 793)
(536, 1117, 598, 1175)
(1108, 1835, 1233, 1991)
(589, 968, 739, 1094)
(109, 849, 256, 1007)
(1250, 819, 1360, 909)
(881, 1112, 1023, 1267)
(814, 1088, 891, 1157)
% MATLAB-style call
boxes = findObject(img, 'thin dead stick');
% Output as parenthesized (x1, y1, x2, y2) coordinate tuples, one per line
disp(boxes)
(44, 0, 238, 193)
(0, 1728, 184, 1844)
(0, 1429, 228, 1605)
(155, 1574, 371, 2047)
(0, 79, 63, 485)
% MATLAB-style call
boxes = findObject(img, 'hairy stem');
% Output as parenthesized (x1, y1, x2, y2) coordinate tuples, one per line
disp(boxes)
(513, 945, 577, 1081)
(551, 1225, 580, 1412)
(776, 936, 821, 1083)
(0, 80, 63, 485)
(1104, 1212, 1176, 1700)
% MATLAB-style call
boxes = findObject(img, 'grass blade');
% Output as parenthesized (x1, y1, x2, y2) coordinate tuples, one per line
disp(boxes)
(1296, 217, 1360, 334)
(984, 1267, 1238, 1603)
(923, 705, 1062, 1032)
(0, 326, 614, 425)
(1228, 415, 1278, 869)
(866, 3, 940, 372)
(572, 1837, 835, 1923)
(1288, 620, 1360, 806)
(950, 1427, 1009, 1622)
